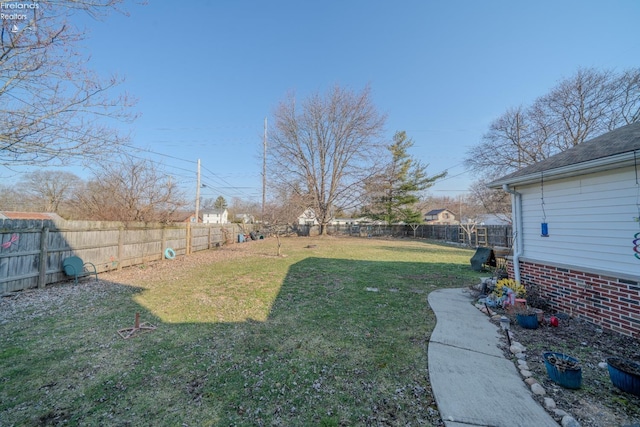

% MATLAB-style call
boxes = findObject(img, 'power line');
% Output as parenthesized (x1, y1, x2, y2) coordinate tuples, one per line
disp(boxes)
(201, 165, 257, 200)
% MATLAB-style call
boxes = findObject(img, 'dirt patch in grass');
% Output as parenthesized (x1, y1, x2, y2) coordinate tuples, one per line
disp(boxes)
(102, 241, 260, 283)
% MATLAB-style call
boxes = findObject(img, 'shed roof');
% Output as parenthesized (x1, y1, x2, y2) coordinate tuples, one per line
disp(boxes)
(488, 121, 640, 188)
(0, 211, 62, 220)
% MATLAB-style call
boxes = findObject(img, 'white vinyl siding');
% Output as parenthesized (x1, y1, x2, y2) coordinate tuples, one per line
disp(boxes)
(202, 210, 228, 224)
(518, 166, 640, 277)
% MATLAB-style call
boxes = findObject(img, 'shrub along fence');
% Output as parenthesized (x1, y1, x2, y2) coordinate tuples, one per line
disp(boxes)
(0, 219, 247, 293)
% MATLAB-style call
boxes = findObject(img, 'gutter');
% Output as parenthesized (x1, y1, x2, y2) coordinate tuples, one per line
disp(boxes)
(489, 151, 638, 189)
(502, 184, 523, 284)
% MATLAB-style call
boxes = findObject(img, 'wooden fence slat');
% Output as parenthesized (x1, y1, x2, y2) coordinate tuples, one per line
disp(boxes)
(0, 220, 245, 293)
(38, 227, 48, 288)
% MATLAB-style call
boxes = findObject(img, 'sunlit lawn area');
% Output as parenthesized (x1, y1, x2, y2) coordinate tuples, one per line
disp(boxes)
(0, 236, 480, 426)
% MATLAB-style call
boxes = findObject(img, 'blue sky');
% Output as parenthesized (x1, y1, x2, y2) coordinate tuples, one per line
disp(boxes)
(6, 0, 640, 205)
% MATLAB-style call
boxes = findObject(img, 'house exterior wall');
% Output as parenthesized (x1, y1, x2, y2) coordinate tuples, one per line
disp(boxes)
(298, 209, 319, 225)
(508, 259, 640, 337)
(510, 165, 640, 337)
(424, 210, 457, 225)
(518, 166, 639, 277)
(202, 211, 228, 224)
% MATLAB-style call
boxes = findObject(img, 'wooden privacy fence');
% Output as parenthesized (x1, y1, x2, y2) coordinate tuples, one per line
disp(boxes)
(320, 223, 513, 248)
(0, 219, 247, 293)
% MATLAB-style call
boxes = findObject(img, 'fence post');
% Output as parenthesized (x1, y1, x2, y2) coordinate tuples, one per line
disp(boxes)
(38, 227, 48, 288)
(186, 222, 191, 255)
(161, 226, 167, 259)
(118, 226, 124, 271)
(208, 225, 212, 250)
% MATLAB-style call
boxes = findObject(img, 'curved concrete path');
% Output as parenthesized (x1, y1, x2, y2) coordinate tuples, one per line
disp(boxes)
(428, 288, 558, 427)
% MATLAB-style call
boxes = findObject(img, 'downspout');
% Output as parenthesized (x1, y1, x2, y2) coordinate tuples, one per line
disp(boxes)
(503, 184, 523, 284)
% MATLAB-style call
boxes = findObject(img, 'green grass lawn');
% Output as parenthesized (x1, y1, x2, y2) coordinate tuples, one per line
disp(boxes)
(0, 237, 481, 426)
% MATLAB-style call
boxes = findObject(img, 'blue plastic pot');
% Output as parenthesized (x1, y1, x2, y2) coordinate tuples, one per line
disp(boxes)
(543, 352, 582, 389)
(606, 357, 640, 396)
(516, 313, 539, 329)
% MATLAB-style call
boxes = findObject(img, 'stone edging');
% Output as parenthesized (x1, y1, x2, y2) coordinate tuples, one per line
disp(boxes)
(475, 303, 582, 427)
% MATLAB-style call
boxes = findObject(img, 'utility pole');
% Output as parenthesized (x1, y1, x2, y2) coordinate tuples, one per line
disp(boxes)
(262, 117, 267, 225)
(195, 158, 201, 223)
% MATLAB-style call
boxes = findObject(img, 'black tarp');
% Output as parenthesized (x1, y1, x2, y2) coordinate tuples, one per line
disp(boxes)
(470, 247, 496, 271)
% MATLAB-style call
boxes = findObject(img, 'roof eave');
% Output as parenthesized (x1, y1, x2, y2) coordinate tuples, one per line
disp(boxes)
(487, 151, 638, 189)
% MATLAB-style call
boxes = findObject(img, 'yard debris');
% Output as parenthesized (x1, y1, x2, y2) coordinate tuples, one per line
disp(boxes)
(117, 312, 156, 339)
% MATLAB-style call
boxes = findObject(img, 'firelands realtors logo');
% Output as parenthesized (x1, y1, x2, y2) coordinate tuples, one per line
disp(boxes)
(1, 2, 39, 32)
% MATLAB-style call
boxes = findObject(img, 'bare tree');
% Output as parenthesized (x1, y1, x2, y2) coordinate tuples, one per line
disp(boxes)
(268, 85, 386, 235)
(466, 67, 640, 176)
(19, 170, 83, 213)
(1, 1, 137, 167)
(228, 197, 260, 222)
(262, 185, 309, 227)
(77, 157, 187, 222)
(0, 184, 26, 211)
(468, 174, 512, 223)
(466, 106, 547, 172)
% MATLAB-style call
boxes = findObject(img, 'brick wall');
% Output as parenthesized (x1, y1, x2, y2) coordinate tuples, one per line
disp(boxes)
(507, 260, 640, 338)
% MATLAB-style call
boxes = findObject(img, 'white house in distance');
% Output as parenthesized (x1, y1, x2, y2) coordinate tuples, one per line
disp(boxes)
(297, 209, 378, 226)
(489, 121, 640, 337)
(202, 208, 228, 224)
(469, 214, 511, 226)
(235, 213, 254, 224)
(297, 208, 319, 226)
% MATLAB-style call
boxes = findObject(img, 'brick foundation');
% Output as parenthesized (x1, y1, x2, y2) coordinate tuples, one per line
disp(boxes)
(507, 260, 640, 338)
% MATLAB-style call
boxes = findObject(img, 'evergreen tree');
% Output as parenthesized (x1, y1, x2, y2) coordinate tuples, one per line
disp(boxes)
(364, 131, 446, 224)
(213, 196, 228, 210)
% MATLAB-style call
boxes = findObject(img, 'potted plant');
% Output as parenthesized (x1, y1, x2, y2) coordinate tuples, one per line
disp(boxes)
(515, 306, 539, 329)
(543, 352, 582, 389)
(491, 278, 527, 312)
(533, 308, 544, 323)
(606, 357, 640, 396)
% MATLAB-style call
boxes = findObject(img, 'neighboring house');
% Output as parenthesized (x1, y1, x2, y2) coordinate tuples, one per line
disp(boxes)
(297, 208, 319, 226)
(235, 213, 255, 224)
(298, 210, 396, 227)
(424, 209, 458, 225)
(329, 217, 368, 226)
(168, 212, 200, 223)
(202, 209, 228, 224)
(0, 211, 62, 220)
(472, 214, 512, 226)
(489, 121, 640, 337)
(186, 214, 201, 223)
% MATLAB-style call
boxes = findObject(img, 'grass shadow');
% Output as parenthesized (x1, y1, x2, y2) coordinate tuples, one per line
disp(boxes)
(0, 246, 480, 426)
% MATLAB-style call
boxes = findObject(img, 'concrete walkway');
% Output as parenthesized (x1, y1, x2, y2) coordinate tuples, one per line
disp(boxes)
(428, 288, 558, 427)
